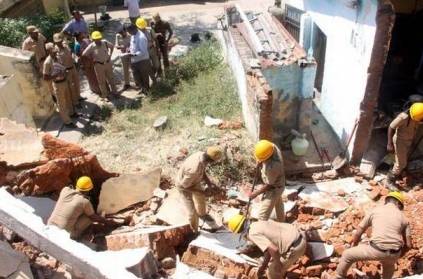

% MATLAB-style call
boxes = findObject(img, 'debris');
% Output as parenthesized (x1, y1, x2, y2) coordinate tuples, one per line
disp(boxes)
(173, 260, 216, 279)
(204, 116, 223, 127)
(308, 242, 334, 261)
(161, 257, 176, 269)
(106, 224, 192, 260)
(0, 189, 158, 279)
(169, 45, 190, 58)
(0, 240, 34, 279)
(218, 120, 243, 130)
(97, 168, 161, 215)
(153, 116, 168, 129)
(0, 225, 16, 242)
(153, 188, 167, 199)
(298, 186, 349, 213)
(156, 188, 190, 226)
(0, 118, 45, 167)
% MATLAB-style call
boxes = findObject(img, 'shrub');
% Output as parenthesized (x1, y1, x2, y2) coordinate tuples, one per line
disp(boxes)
(0, 10, 67, 48)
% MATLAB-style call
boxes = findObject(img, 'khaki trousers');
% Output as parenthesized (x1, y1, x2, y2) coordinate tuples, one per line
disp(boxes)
(149, 47, 161, 75)
(258, 187, 285, 222)
(335, 244, 400, 279)
(121, 55, 131, 86)
(94, 61, 116, 98)
(81, 56, 100, 94)
(178, 186, 207, 233)
(392, 135, 413, 175)
(70, 215, 92, 239)
(267, 235, 307, 279)
(52, 80, 73, 124)
(66, 67, 81, 105)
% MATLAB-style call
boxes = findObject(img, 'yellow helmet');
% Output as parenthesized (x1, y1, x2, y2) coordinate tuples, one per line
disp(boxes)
(91, 31, 102, 40)
(410, 103, 423, 122)
(76, 176, 93, 192)
(228, 214, 246, 233)
(386, 191, 404, 205)
(254, 140, 274, 162)
(136, 17, 147, 29)
(206, 146, 223, 161)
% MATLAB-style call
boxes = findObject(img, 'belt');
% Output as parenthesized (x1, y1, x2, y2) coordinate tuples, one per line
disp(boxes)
(53, 79, 66, 83)
(370, 241, 401, 254)
(95, 61, 105, 64)
(66, 66, 74, 70)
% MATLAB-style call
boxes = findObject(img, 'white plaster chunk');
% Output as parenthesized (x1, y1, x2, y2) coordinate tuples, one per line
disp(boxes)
(97, 168, 161, 215)
(0, 118, 44, 167)
(308, 242, 334, 261)
(204, 116, 223, 127)
(156, 188, 191, 226)
(169, 45, 190, 58)
(173, 260, 217, 279)
(0, 189, 157, 279)
(314, 178, 365, 194)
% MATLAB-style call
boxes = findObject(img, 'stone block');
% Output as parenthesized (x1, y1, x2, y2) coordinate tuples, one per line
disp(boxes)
(0, 240, 34, 279)
(97, 168, 161, 215)
(105, 224, 192, 260)
(156, 188, 191, 226)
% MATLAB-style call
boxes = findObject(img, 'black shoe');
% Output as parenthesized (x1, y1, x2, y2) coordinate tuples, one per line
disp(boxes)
(71, 113, 82, 118)
(75, 104, 82, 109)
(79, 97, 87, 101)
(64, 122, 77, 128)
(122, 84, 131, 90)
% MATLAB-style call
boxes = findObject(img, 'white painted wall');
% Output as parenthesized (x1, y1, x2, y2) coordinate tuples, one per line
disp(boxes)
(285, 0, 378, 144)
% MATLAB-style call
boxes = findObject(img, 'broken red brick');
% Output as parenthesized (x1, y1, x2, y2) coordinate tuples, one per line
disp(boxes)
(305, 264, 323, 277)
(299, 255, 311, 266)
(337, 189, 346, 197)
(334, 244, 346, 256)
(368, 188, 381, 201)
(312, 207, 326, 216)
(368, 180, 378, 186)
(354, 176, 364, 183)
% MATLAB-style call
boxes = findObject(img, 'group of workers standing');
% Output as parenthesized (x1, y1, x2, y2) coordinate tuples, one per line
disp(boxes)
(21, 10, 173, 127)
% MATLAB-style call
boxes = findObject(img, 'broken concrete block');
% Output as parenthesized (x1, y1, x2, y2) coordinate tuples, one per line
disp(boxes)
(181, 231, 256, 278)
(153, 116, 168, 129)
(204, 116, 223, 127)
(173, 260, 216, 279)
(0, 240, 34, 279)
(308, 242, 334, 261)
(105, 224, 192, 260)
(97, 168, 161, 215)
(156, 188, 191, 226)
(153, 188, 167, 199)
(41, 134, 88, 160)
(0, 188, 157, 279)
(0, 225, 17, 242)
(298, 186, 348, 213)
(18, 196, 56, 224)
(0, 118, 44, 167)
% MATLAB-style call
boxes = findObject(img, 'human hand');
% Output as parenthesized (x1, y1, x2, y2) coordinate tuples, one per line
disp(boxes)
(387, 142, 394, 153)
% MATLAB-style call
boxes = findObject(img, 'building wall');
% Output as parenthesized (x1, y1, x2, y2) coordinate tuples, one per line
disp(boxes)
(286, 0, 378, 146)
(0, 46, 55, 127)
(0, 0, 43, 17)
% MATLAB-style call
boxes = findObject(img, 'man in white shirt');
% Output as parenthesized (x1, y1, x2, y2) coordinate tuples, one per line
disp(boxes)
(127, 24, 152, 92)
(124, 0, 140, 24)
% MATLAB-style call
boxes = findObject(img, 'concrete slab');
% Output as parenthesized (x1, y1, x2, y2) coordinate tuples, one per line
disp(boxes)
(97, 168, 161, 215)
(314, 177, 365, 194)
(17, 196, 56, 224)
(299, 186, 349, 213)
(308, 242, 334, 261)
(0, 118, 44, 167)
(156, 188, 191, 226)
(173, 260, 217, 279)
(0, 240, 33, 279)
(0, 188, 158, 279)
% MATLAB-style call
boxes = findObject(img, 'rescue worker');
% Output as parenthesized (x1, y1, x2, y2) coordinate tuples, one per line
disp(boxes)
(22, 25, 47, 71)
(247, 140, 285, 222)
(136, 17, 160, 81)
(53, 33, 81, 110)
(43, 43, 75, 128)
(82, 31, 117, 99)
(115, 24, 132, 90)
(176, 146, 223, 233)
(152, 13, 173, 73)
(127, 23, 152, 92)
(335, 191, 412, 279)
(74, 32, 100, 95)
(48, 176, 117, 240)
(228, 214, 307, 279)
(386, 103, 423, 189)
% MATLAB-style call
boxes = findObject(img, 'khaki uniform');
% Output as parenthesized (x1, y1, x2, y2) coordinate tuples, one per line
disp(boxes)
(153, 20, 171, 69)
(176, 151, 208, 232)
(83, 40, 116, 98)
(143, 28, 161, 76)
(249, 221, 306, 279)
(43, 56, 73, 124)
(22, 33, 47, 70)
(258, 145, 285, 222)
(115, 33, 131, 86)
(56, 45, 80, 107)
(336, 203, 410, 279)
(48, 187, 95, 239)
(390, 112, 419, 175)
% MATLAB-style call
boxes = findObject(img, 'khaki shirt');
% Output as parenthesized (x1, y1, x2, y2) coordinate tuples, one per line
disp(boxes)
(115, 33, 131, 51)
(48, 187, 95, 233)
(249, 220, 300, 255)
(176, 151, 207, 190)
(22, 34, 47, 65)
(153, 20, 171, 44)
(359, 203, 410, 250)
(82, 40, 113, 64)
(56, 45, 74, 69)
(261, 145, 285, 188)
(43, 56, 66, 81)
(390, 112, 418, 142)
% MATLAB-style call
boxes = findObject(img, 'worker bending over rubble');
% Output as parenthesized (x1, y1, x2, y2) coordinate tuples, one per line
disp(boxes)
(335, 191, 411, 279)
(176, 146, 223, 233)
(228, 214, 307, 279)
(48, 176, 118, 240)
(386, 103, 423, 189)
(248, 140, 285, 222)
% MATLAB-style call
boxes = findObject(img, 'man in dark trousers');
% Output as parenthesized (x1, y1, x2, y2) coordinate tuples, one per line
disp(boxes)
(152, 13, 173, 73)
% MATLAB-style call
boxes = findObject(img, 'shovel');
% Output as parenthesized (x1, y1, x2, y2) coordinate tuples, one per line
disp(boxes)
(332, 120, 358, 170)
